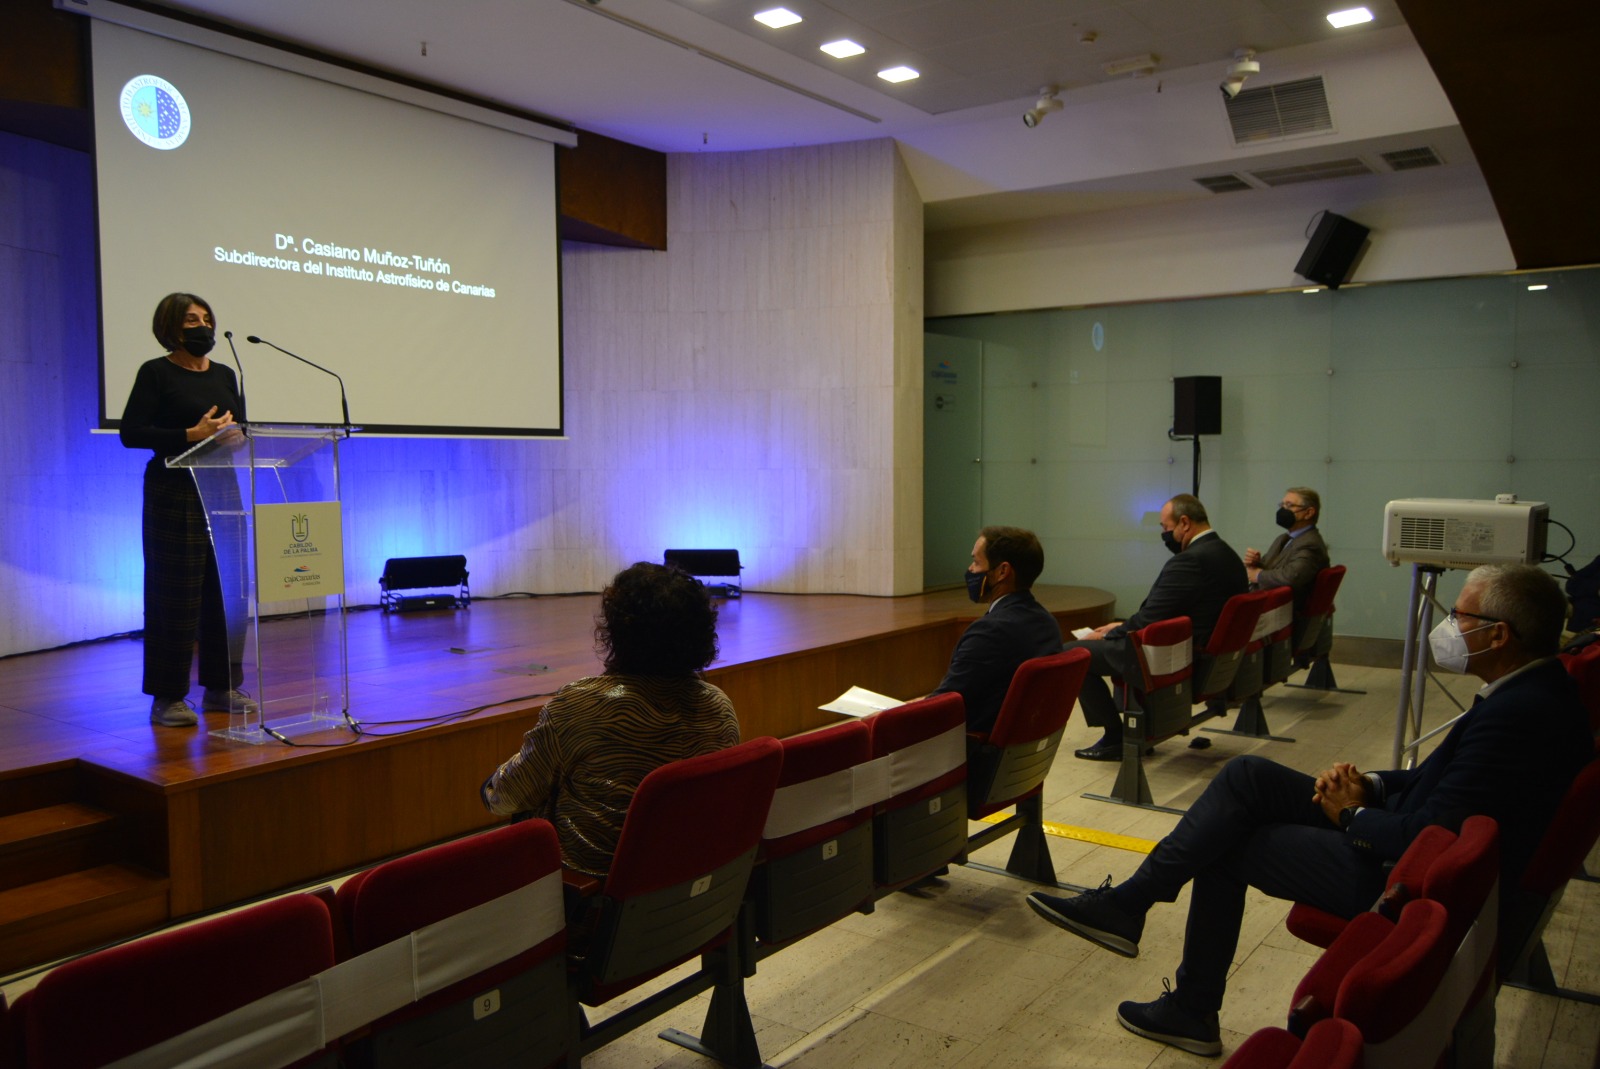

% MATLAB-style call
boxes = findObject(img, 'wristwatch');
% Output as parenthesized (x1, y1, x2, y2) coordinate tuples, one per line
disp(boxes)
(1338, 805, 1359, 831)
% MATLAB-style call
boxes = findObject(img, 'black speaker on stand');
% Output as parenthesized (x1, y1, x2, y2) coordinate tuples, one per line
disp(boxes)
(1171, 376, 1221, 496)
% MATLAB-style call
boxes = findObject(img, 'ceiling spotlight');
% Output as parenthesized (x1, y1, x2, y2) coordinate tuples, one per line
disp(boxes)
(1220, 48, 1259, 99)
(820, 39, 865, 59)
(877, 65, 919, 83)
(1023, 86, 1062, 128)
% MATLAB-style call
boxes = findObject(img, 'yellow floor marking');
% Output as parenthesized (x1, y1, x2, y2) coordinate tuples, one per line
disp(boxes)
(977, 813, 1157, 854)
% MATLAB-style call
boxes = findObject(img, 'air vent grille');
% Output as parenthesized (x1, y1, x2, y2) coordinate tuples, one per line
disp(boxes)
(1251, 158, 1373, 187)
(1398, 516, 1448, 552)
(1194, 173, 1253, 193)
(1225, 76, 1333, 144)
(1381, 146, 1443, 171)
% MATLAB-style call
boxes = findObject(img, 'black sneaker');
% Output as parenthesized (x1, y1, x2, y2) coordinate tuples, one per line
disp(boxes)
(1116, 981, 1222, 1058)
(1025, 876, 1144, 957)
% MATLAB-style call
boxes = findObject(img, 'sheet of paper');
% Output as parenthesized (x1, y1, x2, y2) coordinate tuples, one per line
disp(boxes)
(1071, 626, 1098, 640)
(820, 685, 905, 718)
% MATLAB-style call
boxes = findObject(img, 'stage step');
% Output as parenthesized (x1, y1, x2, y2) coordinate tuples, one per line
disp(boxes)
(0, 864, 170, 976)
(0, 802, 126, 893)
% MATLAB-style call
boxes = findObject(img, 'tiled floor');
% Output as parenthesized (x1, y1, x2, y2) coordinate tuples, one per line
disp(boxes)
(4, 663, 1595, 1066)
(578, 664, 1600, 1067)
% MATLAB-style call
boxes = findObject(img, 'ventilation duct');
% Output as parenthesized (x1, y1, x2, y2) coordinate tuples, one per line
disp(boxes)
(1251, 158, 1373, 187)
(1194, 173, 1254, 193)
(1380, 146, 1444, 171)
(1225, 76, 1333, 144)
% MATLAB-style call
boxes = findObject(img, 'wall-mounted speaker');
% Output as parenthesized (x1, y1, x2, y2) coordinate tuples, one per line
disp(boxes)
(1174, 376, 1222, 436)
(1295, 211, 1370, 289)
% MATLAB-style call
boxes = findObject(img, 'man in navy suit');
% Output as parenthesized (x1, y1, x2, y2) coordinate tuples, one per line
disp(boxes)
(1066, 494, 1249, 760)
(931, 526, 1063, 733)
(1026, 563, 1590, 1058)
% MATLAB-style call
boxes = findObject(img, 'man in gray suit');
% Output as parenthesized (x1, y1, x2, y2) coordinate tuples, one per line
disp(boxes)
(1245, 486, 1329, 612)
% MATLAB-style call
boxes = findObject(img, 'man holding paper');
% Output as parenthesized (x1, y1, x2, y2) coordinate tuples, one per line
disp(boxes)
(929, 526, 1063, 732)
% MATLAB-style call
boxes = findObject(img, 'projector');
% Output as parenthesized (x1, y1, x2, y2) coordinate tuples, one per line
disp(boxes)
(1382, 498, 1548, 568)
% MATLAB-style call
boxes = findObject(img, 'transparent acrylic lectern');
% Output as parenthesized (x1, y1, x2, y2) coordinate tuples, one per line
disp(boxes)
(168, 423, 355, 744)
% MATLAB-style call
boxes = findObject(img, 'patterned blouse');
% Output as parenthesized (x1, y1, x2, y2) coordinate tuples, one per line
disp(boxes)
(482, 674, 740, 876)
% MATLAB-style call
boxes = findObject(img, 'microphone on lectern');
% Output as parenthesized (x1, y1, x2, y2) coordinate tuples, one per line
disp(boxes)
(246, 335, 352, 429)
(223, 330, 246, 408)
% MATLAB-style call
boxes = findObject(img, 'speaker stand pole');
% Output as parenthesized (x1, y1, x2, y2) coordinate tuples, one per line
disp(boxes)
(1167, 431, 1201, 496)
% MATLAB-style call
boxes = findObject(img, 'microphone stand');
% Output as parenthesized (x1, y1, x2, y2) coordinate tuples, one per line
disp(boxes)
(246, 335, 352, 431)
(223, 330, 246, 409)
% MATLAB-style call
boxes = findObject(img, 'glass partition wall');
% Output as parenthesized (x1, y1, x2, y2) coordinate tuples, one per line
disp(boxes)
(925, 268, 1600, 641)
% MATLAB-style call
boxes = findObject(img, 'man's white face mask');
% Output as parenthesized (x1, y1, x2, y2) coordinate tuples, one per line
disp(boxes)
(1428, 617, 1494, 674)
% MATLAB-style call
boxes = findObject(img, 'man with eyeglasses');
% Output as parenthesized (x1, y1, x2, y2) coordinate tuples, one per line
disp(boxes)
(1243, 487, 1329, 612)
(1025, 563, 1588, 1058)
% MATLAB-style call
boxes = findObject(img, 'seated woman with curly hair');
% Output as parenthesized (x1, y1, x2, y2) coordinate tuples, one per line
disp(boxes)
(481, 562, 740, 876)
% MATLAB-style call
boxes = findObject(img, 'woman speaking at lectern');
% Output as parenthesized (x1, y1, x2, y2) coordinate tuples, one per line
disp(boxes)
(119, 292, 254, 727)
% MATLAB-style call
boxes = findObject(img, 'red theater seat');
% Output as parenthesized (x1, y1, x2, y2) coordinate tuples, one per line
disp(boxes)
(1285, 824, 1459, 950)
(1218, 584, 1298, 740)
(1290, 899, 1453, 1061)
(1502, 747, 1600, 999)
(867, 692, 969, 890)
(751, 718, 876, 947)
(1087, 591, 1268, 813)
(1224, 1019, 1364, 1069)
(964, 648, 1090, 884)
(567, 736, 783, 1067)
(1286, 566, 1355, 692)
(334, 819, 568, 1069)
(10, 894, 337, 1069)
(1559, 642, 1600, 732)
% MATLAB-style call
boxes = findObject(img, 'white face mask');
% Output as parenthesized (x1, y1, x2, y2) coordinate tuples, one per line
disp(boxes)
(1428, 617, 1494, 673)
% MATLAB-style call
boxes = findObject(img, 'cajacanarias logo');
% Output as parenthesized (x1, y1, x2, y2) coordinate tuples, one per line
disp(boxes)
(119, 75, 191, 150)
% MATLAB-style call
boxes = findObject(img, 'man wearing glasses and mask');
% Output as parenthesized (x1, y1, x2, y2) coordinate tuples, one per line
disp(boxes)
(1244, 487, 1329, 612)
(1025, 563, 1588, 1058)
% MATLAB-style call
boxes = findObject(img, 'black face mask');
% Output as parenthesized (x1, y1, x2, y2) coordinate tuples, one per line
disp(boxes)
(1275, 507, 1299, 530)
(180, 325, 216, 357)
(964, 569, 988, 603)
(1161, 529, 1182, 555)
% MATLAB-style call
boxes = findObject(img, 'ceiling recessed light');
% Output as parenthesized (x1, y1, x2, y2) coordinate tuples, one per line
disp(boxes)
(754, 7, 802, 29)
(1527, 283, 1549, 291)
(877, 65, 919, 83)
(1326, 7, 1374, 28)
(820, 39, 866, 59)
(1303, 287, 1322, 294)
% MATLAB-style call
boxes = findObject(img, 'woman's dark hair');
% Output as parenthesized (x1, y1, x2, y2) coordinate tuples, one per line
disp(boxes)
(151, 292, 214, 352)
(595, 562, 719, 676)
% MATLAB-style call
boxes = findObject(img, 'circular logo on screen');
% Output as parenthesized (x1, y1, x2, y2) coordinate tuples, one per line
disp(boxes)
(119, 75, 191, 150)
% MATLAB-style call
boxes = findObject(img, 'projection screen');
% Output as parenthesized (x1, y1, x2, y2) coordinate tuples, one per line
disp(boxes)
(84, 4, 569, 436)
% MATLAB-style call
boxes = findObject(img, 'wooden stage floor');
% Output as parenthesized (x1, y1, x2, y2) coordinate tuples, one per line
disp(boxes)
(0, 585, 1111, 973)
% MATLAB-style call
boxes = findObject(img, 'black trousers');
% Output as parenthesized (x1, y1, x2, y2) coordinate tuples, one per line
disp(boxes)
(1059, 636, 1132, 733)
(1122, 754, 1388, 1013)
(141, 462, 240, 699)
